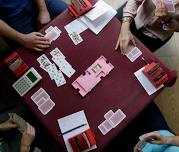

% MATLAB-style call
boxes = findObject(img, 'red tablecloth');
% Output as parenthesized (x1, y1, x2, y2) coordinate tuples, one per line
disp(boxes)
(1, 9, 177, 151)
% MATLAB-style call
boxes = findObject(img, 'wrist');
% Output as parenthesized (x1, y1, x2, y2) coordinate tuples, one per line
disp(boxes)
(121, 22, 130, 31)
(21, 145, 30, 152)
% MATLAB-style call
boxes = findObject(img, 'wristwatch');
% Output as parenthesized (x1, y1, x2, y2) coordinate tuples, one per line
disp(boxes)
(122, 16, 132, 24)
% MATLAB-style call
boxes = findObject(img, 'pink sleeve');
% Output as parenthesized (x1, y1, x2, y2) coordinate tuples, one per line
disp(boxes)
(123, 0, 144, 18)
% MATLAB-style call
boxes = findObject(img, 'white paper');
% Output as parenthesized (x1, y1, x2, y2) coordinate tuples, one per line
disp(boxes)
(134, 67, 164, 95)
(57, 110, 90, 152)
(64, 19, 88, 34)
(80, 7, 117, 35)
(85, 0, 111, 21)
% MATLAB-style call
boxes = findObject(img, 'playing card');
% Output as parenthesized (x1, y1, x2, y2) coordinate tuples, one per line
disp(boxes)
(45, 26, 54, 34)
(54, 26, 62, 36)
(102, 120, 113, 131)
(53, 70, 66, 87)
(108, 109, 126, 128)
(125, 46, 142, 62)
(68, 32, 83, 45)
(33, 90, 50, 104)
(31, 88, 44, 101)
(45, 28, 60, 43)
(50, 48, 65, 59)
(98, 123, 108, 135)
(37, 54, 52, 70)
(164, 0, 175, 12)
(38, 99, 55, 115)
(36, 97, 46, 107)
(104, 110, 114, 120)
(52, 56, 75, 78)
(9, 113, 27, 133)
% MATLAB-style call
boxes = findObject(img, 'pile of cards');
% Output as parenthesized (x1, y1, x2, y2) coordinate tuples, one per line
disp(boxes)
(31, 88, 55, 115)
(125, 45, 142, 62)
(98, 109, 126, 135)
(9, 113, 27, 133)
(37, 54, 66, 87)
(50, 48, 76, 78)
(68, 32, 83, 45)
(45, 26, 62, 43)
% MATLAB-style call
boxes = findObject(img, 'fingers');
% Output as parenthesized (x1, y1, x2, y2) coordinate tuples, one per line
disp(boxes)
(35, 32, 45, 37)
(139, 131, 160, 141)
(115, 36, 120, 50)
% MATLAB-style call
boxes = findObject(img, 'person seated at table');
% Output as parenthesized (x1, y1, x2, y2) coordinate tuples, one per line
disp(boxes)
(0, 117, 35, 152)
(104, 102, 174, 152)
(0, 0, 68, 52)
(115, 0, 179, 54)
(136, 130, 179, 152)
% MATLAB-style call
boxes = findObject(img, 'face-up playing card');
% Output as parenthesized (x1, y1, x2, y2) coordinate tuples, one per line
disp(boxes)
(37, 54, 52, 71)
(50, 48, 65, 59)
(46, 63, 66, 86)
(9, 113, 27, 133)
(68, 32, 83, 45)
(52, 56, 75, 78)
(104, 110, 114, 120)
(125, 46, 142, 62)
(164, 0, 175, 12)
(38, 99, 55, 115)
(108, 109, 126, 128)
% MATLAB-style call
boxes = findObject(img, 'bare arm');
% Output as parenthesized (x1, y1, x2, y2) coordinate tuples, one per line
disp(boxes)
(0, 19, 24, 44)
(34, 0, 51, 27)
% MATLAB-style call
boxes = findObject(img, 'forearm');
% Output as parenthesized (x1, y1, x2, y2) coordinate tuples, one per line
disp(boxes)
(0, 19, 24, 43)
(34, 0, 48, 13)
(166, 136, 179, 146)
(20, 144, 30, 152)
(123, 0, 144, 18)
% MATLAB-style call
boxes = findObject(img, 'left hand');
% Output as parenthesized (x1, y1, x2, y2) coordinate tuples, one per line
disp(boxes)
(0, 119, 17, 130)
(37, 10, 51, 29)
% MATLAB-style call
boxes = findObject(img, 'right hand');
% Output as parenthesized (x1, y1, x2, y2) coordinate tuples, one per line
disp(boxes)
(115, 22, 136, 54)
(21, 123, 35, 150)
(139, 131, 168, 145)
(20, 32, 51, 51)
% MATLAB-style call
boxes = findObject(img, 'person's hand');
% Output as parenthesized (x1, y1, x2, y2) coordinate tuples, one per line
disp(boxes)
(139, 131, 168, 145)
(37, 10, 51, 28)
(115, 22, 136, 54)
(20, 32, 51, 51)
(21, 123, 35, 152)
(0, 119, 17, 130)
(155, 0, 169, 20)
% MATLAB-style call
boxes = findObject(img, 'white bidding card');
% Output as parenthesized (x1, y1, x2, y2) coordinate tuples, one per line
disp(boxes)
(104, 110, 114, 120)
(125, 46, 142, 62)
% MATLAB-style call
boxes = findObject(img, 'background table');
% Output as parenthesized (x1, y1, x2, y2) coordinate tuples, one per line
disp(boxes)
(1, 9, 177, 151)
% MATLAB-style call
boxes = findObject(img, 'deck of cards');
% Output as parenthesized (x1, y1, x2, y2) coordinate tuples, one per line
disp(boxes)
(45, 26, 62, 43)
(9, 113, 27, 133)
(31, 88, 55, 115)
(98, 109, 126, 135)
(125, 45, 142, 62)
(37, 54, 66, 87)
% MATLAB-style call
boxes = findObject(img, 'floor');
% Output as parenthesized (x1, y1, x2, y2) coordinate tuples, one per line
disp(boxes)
(64, 0, 179, 134)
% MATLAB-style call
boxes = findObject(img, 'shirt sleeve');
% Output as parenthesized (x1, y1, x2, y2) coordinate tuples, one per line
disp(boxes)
(123, 0, 144, 18)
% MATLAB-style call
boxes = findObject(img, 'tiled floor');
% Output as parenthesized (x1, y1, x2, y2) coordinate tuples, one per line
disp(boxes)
(64, 0, 179, 134)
